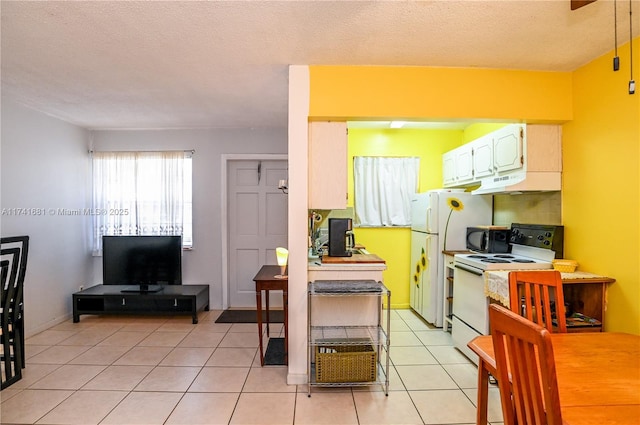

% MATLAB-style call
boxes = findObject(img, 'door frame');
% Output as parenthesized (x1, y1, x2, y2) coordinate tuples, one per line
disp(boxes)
(221, 153, 288, 310)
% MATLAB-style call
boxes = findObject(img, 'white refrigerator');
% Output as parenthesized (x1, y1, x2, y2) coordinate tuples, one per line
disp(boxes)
(409, 189, 492, 326)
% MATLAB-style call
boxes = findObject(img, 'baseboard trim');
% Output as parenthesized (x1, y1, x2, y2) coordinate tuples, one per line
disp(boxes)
(287, 372, 307, 385)
(26, 313, 72, 339)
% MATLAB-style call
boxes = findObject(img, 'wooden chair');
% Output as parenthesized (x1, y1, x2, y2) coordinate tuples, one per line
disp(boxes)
(508, 270, 567, 333)
(489, 304, 564, 425)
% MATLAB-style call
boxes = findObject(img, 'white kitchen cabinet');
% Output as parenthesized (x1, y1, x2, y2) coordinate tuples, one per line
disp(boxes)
(442, 150, 456, 186)
(308, 121, 348, 209)
(493, 124, 524, 173)
(443, 124, 561, 192)
(471, 134, 494, 179)
(442, 143, 474, 187)
(471, 124, 561, 193)
(454, 143, 474, 184)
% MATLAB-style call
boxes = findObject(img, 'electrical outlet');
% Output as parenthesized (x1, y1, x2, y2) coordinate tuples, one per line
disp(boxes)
(79, 285, 84, 291)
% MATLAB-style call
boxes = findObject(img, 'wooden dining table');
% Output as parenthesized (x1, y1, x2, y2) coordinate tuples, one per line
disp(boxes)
(468, 332, 640, 425)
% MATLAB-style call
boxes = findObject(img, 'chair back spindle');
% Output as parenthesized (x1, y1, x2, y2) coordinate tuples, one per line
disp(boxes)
(489, 304, 563, 425)
(508, 270, 567, 333)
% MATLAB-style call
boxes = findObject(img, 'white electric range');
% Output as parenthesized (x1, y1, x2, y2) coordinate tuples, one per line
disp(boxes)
(451, 223, 564, 364)
(454, 246, 556, 271)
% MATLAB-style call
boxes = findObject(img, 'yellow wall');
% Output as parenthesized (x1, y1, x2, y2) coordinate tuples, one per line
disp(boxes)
(348, 128, 464, 307)
(562, 38, 640, 334)
(309, 66, 572, 123)
(463, 123, 507, 142)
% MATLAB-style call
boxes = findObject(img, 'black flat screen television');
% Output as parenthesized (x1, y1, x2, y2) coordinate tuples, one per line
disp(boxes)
(102, 235, 182, 293)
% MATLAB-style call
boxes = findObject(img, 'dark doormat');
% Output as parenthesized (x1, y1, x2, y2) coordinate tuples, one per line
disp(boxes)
(264, 337, 286, 365)
(215, 309, 284, 323)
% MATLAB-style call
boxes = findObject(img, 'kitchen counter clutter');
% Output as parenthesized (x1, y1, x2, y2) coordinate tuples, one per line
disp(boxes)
(484, 270, 615, 330)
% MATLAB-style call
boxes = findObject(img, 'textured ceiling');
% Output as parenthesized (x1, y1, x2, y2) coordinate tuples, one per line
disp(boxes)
(1, 0, 639, 129)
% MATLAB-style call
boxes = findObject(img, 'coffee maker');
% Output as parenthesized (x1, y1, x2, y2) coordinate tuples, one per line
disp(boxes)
(328, 218, 355, 257)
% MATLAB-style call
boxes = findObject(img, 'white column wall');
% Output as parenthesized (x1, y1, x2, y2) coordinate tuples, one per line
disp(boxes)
(286, 65, 310, 384)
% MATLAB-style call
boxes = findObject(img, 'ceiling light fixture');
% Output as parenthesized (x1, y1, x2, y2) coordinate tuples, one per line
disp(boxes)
(390, 121, 406, 129)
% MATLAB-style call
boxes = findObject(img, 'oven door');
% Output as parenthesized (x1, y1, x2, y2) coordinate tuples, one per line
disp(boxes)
(451, 263, 490, 363)
(452, 263, 490, 335)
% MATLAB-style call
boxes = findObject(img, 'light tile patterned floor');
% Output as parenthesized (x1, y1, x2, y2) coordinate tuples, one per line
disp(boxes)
(1, 309, 505, 424)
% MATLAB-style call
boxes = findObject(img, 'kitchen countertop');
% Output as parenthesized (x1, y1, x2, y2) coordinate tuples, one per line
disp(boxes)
(308, 253, 386, 271)
(308, 261, 387, 271)
(484, 270, 615, 305)
(320, 253, 385, 264)
(442, 250, 473, 256)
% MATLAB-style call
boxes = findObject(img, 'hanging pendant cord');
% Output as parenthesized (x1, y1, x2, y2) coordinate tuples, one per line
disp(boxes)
(630, 0, 634, 80)
(615, 0, 619, 57)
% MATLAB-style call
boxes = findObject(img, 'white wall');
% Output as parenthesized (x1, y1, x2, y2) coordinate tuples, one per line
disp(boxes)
(91, 127, 287, 310)
(1, 98, 92, 336)
(286, 65, 310, 384)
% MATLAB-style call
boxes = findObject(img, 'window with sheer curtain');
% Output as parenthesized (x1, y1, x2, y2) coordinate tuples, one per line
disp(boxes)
(92, 151, 192, 252)
(353, 156, 419, 227)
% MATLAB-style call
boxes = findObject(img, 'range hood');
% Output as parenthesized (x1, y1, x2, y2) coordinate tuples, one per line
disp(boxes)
(471, 169, 561, 195)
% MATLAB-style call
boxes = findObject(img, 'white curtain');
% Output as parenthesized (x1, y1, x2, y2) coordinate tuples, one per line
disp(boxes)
(354, 156, 419, 226)
(92, 151, 189, 252)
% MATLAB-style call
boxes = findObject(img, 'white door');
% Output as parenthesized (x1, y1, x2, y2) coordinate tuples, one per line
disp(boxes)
(228, 159, 288, 307)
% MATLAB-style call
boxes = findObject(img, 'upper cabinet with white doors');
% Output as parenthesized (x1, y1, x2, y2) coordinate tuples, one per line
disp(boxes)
(443, 124, 562, 194)
(308, 121, 348, 209)
(443, 139, 475, 186)
(449, 142, 475, 186)
(472, 124, 525, 178)
(442, 150, 456, 186)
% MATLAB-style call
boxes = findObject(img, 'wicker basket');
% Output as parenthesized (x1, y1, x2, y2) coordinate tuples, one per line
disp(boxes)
(315, 344, 377, 383)
(552, 259, 578, 273)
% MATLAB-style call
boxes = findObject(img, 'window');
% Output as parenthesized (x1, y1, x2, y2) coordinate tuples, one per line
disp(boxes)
(92, 151, 192, 252)
(353, 156, 419, 227)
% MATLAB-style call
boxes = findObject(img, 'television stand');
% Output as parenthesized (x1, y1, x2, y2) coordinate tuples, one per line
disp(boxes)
(120, 284, 163, 293)
(72, 284, 209, 324)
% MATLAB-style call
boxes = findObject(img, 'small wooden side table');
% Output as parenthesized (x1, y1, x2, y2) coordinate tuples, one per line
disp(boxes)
(253, 265, 288, 366)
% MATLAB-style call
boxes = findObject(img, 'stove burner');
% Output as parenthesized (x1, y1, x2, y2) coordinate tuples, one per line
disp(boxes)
(455, 245, 554, 271)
